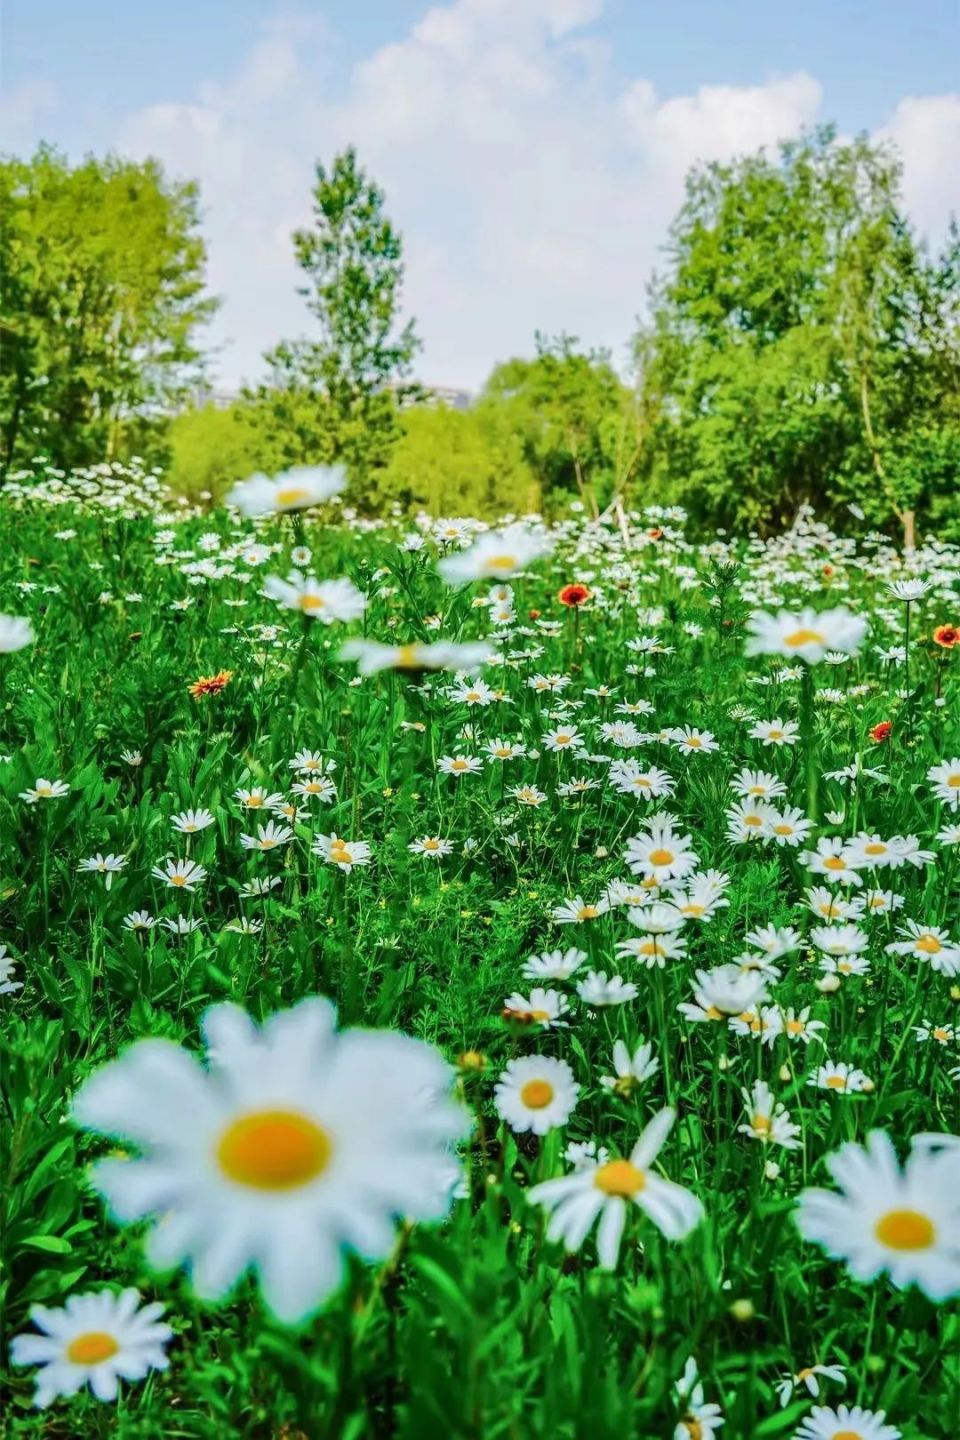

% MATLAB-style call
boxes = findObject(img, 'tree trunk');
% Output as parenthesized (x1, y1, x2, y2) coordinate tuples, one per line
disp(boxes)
(900, 508, 916, 552)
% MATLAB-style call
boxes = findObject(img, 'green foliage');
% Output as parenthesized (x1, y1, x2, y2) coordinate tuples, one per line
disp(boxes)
(0, 488, 959, 1435)
(373, 401, 537, 516)
(635, 127, 960, 541)
(254, 148, 420, 489)
(479, 334, 641, 516)
(165, 400, 280, 504)
(0, 145, 216, 477)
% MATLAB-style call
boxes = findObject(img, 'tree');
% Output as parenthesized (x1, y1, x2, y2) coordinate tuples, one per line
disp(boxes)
(256, 148, 420, 491)
(478, 335, 640, 517)
(635, 128, 960, 544)
(0, 145, 215, 476)
(373, 401, 536, 516)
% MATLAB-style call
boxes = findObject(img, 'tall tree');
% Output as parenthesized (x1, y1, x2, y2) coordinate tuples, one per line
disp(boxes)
(479, 334, 640, 518)
(635, 128, 960, 544)
(257, 148, 420, 488)
(0, 145, 215, 475)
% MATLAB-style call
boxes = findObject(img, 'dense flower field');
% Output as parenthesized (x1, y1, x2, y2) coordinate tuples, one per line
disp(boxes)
(1, 462, 959, 1439)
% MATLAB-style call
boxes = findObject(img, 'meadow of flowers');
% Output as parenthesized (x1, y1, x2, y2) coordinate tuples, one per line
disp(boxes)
(1, 461, 959, 1439)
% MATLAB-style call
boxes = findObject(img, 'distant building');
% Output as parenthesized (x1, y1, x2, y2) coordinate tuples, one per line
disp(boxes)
(419, 383, 473, 411)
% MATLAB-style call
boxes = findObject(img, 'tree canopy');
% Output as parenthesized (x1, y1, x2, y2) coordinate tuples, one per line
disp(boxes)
(634, 127, 960, 543)
(0, 146, 215, 476)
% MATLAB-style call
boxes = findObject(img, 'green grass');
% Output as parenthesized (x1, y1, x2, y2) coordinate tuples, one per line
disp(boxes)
(1, 476, 958, 1438)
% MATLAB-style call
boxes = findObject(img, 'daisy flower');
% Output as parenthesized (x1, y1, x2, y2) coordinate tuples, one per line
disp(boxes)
(71, 999, 466, 1324)
(494, 1056, 579, 1135)
(801, 838, 865, 888)
(408, 837, 454, 859)
(542, 725, 584, 753)
(809, 1061, 872, 1095)
(240, 821, 293, 852)
(77, 854, 128, 889)
(263, 573, 367, 623)
(927, 757, 960, 809)
(575, 971, 638, 1006)
(438, 755, 484, 778)
(738, 1080, 801, 1149)
(502, 988, 570, 1028)
(312, 834, 372, 872)
(745, 608, 867, 663)
(669, 726, 719, 755)
(774, 1362, 846, 1407)
(625, 816, 699, 884)
(748, 718, 799, 747)
(0, 946, 24, 995)
(235, 787, 284, 811)
(10, 1288, 172, 1409)
(171, 808, 216, 834)
(796, 1129, 960, 1300)
(730, 768, 787, 800)
(484, 737, 527, 761)
(885, 922, 960, 974)
(792, 1404, 900, 1440)
(291, 776, 338, 803)
(766, 807, 814, 846)
(123, 911, 156, 932)
(19, 778, 70, 803)
(151, 858, 207, 891)
(551, 895, 610, 924)
(527, 1108, 703, 1265)
(600, 1039, 660, 1096)
(438, 526, 552, 584)
(226, 465, 346, 515)
(674, 1357, 724, 1439)
(521, 948, 587, 981)
(608, 761, 675, 800)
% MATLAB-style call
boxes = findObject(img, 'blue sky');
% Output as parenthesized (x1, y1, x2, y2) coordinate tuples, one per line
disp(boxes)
(4, 1, 958, 388)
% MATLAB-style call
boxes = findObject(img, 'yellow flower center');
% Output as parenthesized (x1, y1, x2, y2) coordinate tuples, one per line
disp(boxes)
(555, 734, 572, 745)
(873, 1208, 936, 1251)
(767, 729, 784, 740)
(451, 759, 469, 771)
(578, 905, 600, 919)
(170, 874, 187, 886)
(933, 1028, 950, 1042)
(744, 814, 763, 826)
(773, 824, 793, 835)
(786, 1019, 804, 1034)
(915, 933, 942, 954)
(297, 593, 325, 611)
(784, 628, 825, 647)
(822, 856, 846, 871)
(67, 1332, 119, 1366)
(330, 846, 353, 864)
(832, 1432, 864, 1440)
(825, 1075, 847, 1089)
(864, 843, 886, 856)
(422, 838, 440, 851)
(494, 747, 512, 758)
(638, 939, 659, 956)
(275, 485, 311, 508)
(520, 1079, 554, 1109)
(705, 1005, 723, 1021)
(686, 737, 702, 747)
(217, 1109, 332, 1190)
(530, 1008, 551, 1022)
(947, 775, 960, 787)
(594, 1158, 646, 1196)
(396, 644, 421, 668)
(683, 903, 705, 916)
(247, 796, 263, 807)
(751, 1113, 771, 1134)
(486, 554, 517, 572)
(633, 776, 651, 787)
(648, 848, 674, 866)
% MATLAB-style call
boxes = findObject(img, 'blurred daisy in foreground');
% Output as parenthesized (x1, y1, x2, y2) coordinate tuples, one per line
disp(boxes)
(339, 638, 495, 675)
(226, 465, 346, 516)
(71, 999, 466, 1324)
(528, 1108, 703, 1266)
(438, 525, 552, 585)
(796, 1129, 960, 1300)
(10, 1288, 172, 1409)
(745, 607, 867, 663)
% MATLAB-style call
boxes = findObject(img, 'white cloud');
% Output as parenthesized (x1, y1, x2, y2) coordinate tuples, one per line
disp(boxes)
(99, 2, 959, 390)
(878, 93, 960, 243)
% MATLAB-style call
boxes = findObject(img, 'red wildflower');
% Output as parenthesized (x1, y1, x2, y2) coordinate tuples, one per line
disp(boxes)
(933, 624, 960, 649)
(189, 669, 234, 699)
(558, 583, 591, 608)
(869, 721, 893, 743)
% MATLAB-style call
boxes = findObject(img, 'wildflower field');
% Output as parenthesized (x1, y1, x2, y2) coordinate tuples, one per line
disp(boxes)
(2, 463, 959, 1440)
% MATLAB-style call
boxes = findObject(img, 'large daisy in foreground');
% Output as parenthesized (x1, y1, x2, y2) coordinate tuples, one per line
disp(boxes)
(795, 1130, 960, 1300)
(72, 1000, 467, 1324)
